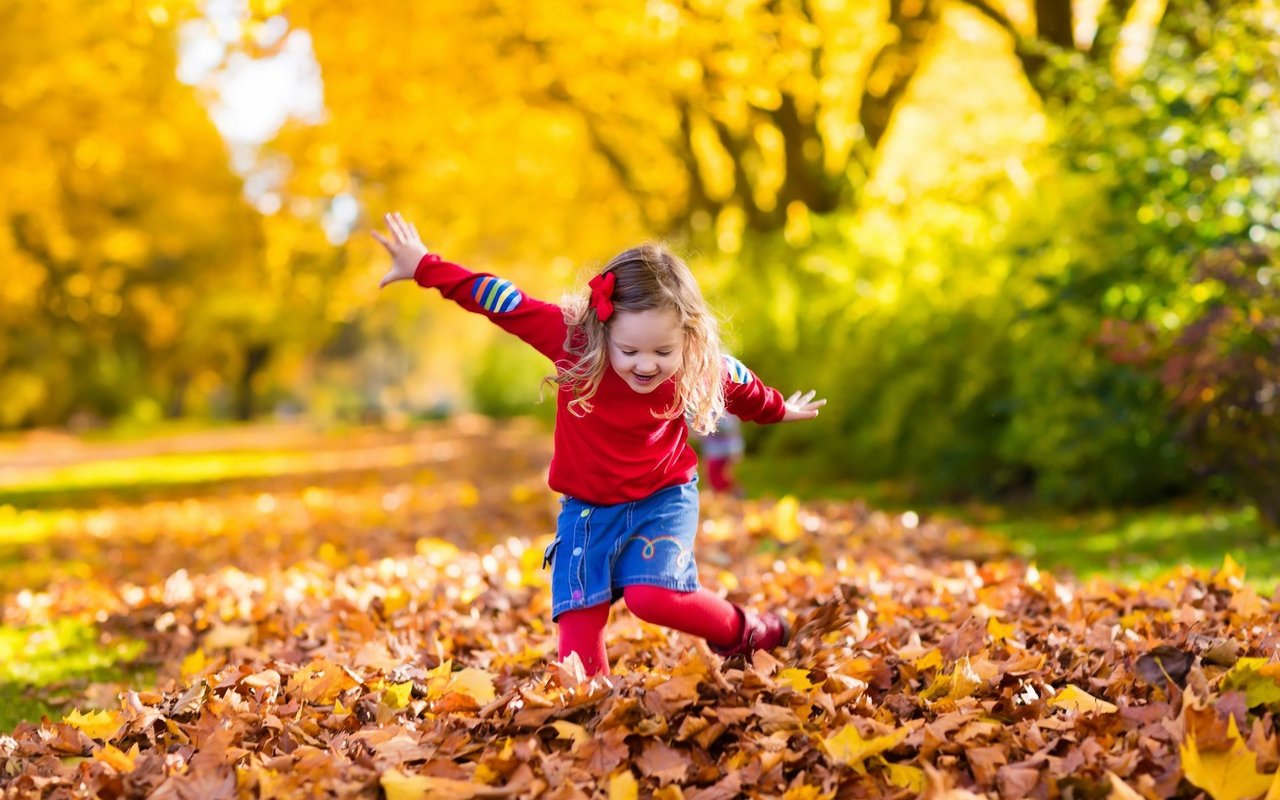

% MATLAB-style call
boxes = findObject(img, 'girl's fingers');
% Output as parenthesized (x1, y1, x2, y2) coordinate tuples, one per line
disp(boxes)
(800, 389, 817, 405)
(386, 212, 408, 242)
(371, 229, 392, 250)
(409, 222, 421, 244)
(396, 212, 415, 243)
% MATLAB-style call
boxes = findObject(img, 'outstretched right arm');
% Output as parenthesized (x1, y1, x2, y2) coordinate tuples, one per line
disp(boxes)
(374, 212, 568, 363)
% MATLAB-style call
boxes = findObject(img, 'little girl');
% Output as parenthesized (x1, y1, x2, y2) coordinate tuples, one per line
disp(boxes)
(374, 212, 826, 676)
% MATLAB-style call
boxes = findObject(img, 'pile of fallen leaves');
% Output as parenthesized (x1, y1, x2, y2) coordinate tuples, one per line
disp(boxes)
(3, 423, 1280, 799)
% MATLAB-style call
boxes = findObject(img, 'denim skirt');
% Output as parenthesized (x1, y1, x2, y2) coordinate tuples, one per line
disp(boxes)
(543, 478, 701, 620)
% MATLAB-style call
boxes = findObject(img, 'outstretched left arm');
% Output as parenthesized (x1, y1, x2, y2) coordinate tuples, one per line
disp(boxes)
(722, 355, 827, 424)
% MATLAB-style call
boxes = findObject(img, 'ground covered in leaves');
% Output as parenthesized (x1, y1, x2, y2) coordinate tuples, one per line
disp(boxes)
(3, 420, 1280, 799)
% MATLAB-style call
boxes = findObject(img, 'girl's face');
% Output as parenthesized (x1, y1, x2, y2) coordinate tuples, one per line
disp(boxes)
(607, 307, 685, 394)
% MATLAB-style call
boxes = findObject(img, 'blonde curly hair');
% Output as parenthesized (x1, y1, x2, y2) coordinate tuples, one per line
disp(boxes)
(553, 244, 726, 435)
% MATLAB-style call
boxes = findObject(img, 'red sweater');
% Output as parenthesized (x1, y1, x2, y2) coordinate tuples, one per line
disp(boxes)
(415, 254, 787, 505)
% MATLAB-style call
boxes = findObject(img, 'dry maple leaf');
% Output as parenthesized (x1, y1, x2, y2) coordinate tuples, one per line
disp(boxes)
(1181, 716, 1275, 800)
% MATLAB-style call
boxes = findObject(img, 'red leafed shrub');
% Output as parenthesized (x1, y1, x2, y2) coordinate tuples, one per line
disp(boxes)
(1102, 245, 1279, 531)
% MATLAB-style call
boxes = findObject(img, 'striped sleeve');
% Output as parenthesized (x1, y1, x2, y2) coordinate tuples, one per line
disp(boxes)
(414, 254, 568, 362)
(722, 354, 786, 424)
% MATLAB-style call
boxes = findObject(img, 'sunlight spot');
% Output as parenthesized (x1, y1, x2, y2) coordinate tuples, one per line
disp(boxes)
(902, 511, 919, 529)
(255, 494, 276, 513)
(381, 490, 403, 512)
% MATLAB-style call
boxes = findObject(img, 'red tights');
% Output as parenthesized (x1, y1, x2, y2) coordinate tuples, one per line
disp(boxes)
(556, 585, 744, 676)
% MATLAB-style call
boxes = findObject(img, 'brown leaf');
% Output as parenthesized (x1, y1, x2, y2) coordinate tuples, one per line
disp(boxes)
(966, 745, 1007, 786)
(750, 702, 801, 733)
(576, 727, 629, 775)
(645, 674, 701, 715)
(170, 681, 209, 718)
(996, 765, 1041, 799)
(1135, 645, 1195, 686)
(684, 769, 743, 800)
(939, 617, 987, 660)
(636, 740, 689, 786)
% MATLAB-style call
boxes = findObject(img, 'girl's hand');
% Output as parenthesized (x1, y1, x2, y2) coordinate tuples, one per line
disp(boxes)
(371, 211, 430, 288)
(782, 389, 826, 422)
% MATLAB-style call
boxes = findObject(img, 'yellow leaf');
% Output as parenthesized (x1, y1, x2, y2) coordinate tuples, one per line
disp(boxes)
(609, 769, 639, 800)
(92, 743, 136, 773)
(914, 649, 943, 670)
(551, 720, 588, 748)
(773, 495, 801, 542)
(922, 656, 983, 702)
(1181, 715, 1274, 800)
(1215, 553, 1246, 589)
(1052, 685, 1118, 714)
(334, 698, 351, 717)
(383, 681, 414, 710)
(415, 538, 461, 563)
(987, 616, 1017, 642)
(718, 569, 740, 592)
(947, 657, 983, 700)
(180, 649, 208, 681)
(63, 709, 123, 741)
(473, 763, 499, 785)
(777, 668, 818, 692)
(450, 668, 496, 705)
(882, 760, 926, 793)
(379, 769, 489, 800)
(424, 659, 454, 700)
(383, 586, 411, 615)
(821, 724, 908, 771)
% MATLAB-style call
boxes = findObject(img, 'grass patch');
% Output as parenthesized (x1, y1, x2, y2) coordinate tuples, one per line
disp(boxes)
(0, 440, 438, 509)
(0, 618, 150, 732)
(0, 449, 329, 508)
(737, 456, 1275, 590)
(980, 504, 1274, 590)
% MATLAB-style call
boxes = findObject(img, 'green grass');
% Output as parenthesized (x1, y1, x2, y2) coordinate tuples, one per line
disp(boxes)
(0, 439, 436, 509)
(0, 619, 149, 732)
(737, 456, 1276, 590)
(0, 448, 325, 508)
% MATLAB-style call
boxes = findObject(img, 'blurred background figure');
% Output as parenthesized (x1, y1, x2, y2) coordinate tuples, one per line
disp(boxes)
(698, 413, 745, 498)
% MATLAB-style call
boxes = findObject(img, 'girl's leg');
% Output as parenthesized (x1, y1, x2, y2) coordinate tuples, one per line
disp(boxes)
(621, 585, 743, 649)
(557, 601, 611, 676)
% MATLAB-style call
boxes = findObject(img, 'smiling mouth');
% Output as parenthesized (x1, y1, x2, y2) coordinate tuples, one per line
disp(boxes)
(633, 373, 659, 382)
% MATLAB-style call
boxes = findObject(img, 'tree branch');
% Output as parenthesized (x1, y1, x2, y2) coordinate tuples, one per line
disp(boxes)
(953, 0, 1023, 43)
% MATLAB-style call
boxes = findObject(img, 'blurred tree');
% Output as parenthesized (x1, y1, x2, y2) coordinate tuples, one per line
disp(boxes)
(0, 0, 269, 427)
(236, 0, 950, 249)
(1000, 0, 1280, 507)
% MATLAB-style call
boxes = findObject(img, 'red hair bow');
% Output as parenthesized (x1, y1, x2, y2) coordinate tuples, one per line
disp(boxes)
(588, 271, 616, 322)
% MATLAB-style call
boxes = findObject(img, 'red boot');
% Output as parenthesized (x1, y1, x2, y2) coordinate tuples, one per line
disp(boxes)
(711, 607, 790, 658)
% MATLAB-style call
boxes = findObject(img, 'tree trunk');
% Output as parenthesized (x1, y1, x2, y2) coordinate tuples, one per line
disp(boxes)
(859, 0, 943, 150)
(235, 344, 270, 421)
